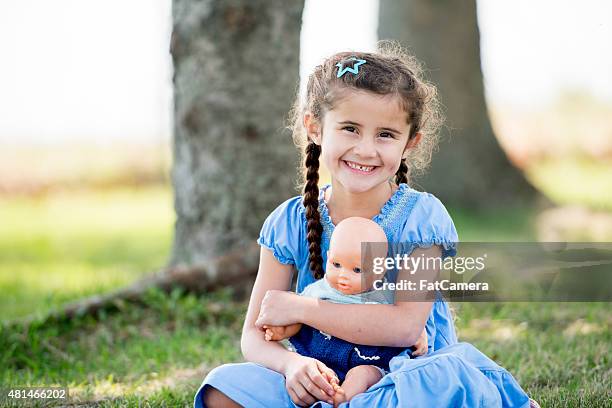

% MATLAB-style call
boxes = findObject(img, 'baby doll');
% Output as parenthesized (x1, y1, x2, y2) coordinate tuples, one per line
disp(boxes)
(264, 217, 428, 407)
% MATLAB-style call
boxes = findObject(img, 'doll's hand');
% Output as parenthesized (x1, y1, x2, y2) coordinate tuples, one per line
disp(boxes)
(412, 328, 428, 357)
(264, 326, 279, 341)
(263, 325, 289, 341)
(263, 323, 302, 341)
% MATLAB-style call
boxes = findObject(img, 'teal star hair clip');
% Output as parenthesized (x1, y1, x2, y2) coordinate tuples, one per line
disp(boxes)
(336, 57, 367, 78)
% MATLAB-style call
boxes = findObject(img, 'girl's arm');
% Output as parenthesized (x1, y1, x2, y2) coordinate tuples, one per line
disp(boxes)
(241, 246, 336, 405)
(256, 245, 441, 348)
(240, 246, 296, 371)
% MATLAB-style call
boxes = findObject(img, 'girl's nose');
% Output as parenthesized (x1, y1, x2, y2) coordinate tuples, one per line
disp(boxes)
(353, 135, 377, 158)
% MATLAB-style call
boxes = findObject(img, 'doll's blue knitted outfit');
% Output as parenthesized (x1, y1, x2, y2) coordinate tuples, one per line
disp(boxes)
(289, 277, 404, 381)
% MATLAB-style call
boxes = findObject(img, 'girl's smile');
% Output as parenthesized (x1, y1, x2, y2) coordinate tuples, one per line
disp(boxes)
(342, 160, 378, 174)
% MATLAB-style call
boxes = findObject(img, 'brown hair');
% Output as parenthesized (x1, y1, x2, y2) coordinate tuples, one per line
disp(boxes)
(290, 41, 443, 279)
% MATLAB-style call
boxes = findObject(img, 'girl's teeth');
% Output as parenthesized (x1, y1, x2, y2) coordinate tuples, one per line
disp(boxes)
(346, 161, 374, 172)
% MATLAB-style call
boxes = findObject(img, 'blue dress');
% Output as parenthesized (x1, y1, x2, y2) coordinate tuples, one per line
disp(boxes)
(194, 183, 530, 407)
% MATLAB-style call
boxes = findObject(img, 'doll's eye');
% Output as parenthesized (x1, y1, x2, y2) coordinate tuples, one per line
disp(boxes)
(353, 267, 362, 273)
(333, 262, 341, 268)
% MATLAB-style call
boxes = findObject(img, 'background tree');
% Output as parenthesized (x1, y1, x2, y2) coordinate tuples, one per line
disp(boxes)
(379, 0, 537, 208)
(171, 0, 303, 267)
(57, 0, 304, 318)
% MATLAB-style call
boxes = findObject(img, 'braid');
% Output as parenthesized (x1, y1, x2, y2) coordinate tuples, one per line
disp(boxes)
(395, 158, 408, 185)
(302, 142, 325, 279)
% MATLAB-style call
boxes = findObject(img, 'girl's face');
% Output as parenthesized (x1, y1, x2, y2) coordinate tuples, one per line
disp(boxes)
(307, 89, 418, 194)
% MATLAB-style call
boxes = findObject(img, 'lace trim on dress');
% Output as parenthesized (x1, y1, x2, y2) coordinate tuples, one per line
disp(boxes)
(316, 183, 419, 248)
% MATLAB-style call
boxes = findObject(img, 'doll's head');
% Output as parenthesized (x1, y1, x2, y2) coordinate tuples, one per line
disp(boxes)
(291, 41, 443, 279)
(325, 217, 388, 295)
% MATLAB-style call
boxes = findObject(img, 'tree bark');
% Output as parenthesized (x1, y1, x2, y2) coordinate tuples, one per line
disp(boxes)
(170, 0, 304, 266)
(379, 0, 537, 208)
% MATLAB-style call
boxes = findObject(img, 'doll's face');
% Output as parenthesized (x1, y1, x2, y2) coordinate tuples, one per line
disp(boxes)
(325, 217, 388, 295)
(326, 242, 365, 295)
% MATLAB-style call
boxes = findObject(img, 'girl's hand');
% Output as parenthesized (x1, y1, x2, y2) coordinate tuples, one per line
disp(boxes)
(412, 328, 428, 357)
(283, 353, 337, 406)
(255, 290, 306, 328)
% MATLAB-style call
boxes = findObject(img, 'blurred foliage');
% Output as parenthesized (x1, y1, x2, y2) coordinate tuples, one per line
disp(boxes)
(526, 156, 612, 211)
(0, 187, 174, 319)
(491, 90, 612, 166)
(0, 143, 170, 196)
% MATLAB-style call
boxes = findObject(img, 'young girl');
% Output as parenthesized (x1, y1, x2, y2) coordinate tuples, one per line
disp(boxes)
(195, 43, 535, 407)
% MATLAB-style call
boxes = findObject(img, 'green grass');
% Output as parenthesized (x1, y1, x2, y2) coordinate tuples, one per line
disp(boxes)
(454, 302, 611, 406)
(451, 206, 537, 241)
(0, 288, 244, 407)
(0, 187, 174, 320)
(1, 293, 609, 406)
(1, 184, 610, 406)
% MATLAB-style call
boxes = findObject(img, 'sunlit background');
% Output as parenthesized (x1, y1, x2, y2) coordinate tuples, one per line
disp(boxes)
(1, 1, 610, 404)
(1, 0, 611, 314)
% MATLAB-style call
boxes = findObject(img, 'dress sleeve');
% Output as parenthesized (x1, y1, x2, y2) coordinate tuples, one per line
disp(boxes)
(400, 192, 458, 259)
(256, 196, 304, 265)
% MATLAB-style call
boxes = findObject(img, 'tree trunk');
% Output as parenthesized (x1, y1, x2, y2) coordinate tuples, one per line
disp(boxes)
(46, 1, 305, 322)
(379, 0, 537, 208)
(171, 0, 304, 266)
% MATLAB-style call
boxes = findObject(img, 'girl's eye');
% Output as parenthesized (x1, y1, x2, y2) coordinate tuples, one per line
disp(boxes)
(379, 132, 395, 139)
(333, 262, 341, 268)
(353, 267, 362, 273)
(342, 126, 357, 133)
